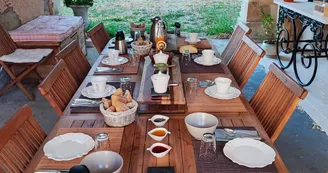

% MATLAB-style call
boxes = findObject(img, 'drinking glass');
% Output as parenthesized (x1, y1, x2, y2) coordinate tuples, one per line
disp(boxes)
(95, 133, 110, 151)
(199, 133, 217, 163)
(128, 49, 139, 66)
(181, 50, 191, 66)
(120, 77, 132, 94)
(186, 77, 198, 95)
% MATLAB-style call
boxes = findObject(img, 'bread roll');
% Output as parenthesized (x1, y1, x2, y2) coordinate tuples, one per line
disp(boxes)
(116, 102, 129, 112)
(124, 90, 133, 103)
(113, 88, 123, 96)
(112, 95, 128, 107)
(179, 45, 198, 54)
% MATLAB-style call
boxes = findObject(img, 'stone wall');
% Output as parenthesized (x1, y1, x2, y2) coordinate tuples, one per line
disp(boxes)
(0, 0, 49, 31)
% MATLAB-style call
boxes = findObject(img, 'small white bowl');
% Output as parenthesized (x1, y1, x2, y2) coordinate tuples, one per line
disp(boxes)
(148, 115, 169, 126)
(185, 112, 219, 140)
(146, 143, 172, 158)
(80, 151, 123, 173)
(148, 127, 171, 141)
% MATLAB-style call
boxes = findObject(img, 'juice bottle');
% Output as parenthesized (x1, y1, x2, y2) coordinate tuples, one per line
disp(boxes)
(156, 20, 166, 51)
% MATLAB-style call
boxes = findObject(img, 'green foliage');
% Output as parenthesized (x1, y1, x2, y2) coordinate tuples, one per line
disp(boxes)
(259, 5, 276, 43)
(61, 0, 241, 37)
(64, 0, 94, 7)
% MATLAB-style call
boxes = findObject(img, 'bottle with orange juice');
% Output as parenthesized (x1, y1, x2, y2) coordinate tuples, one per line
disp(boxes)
(156, 20, 166, 51)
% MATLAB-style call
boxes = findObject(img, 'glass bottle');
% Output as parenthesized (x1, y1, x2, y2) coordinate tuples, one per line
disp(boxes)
(156, 20, 166, 51)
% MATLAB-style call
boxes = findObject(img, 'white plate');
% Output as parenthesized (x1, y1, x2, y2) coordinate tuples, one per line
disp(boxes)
(223, 138, 276, 168)
(194, 56, 221, 66)
(81, 85, 116, 99)
(101, 57, 129, 66)
(205, 86, 241, 99)
(44, 133, 95, 161)
(185, 37, 201, 44)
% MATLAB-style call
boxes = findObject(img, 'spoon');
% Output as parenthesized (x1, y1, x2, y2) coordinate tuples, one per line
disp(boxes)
(199, 80, 215, 87)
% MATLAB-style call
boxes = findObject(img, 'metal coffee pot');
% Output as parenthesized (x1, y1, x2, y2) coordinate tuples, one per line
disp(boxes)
(115, 30, 127, 54)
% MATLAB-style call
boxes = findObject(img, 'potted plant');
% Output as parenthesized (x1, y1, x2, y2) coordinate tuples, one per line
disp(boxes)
(64, 0, 94, 28)
(259, 5, 276, 56)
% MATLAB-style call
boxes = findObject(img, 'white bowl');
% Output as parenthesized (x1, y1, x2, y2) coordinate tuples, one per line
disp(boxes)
(148, 127, 171, 141)
(80, 151, 123, 173)
(184, 112, 219, 140)
(148, 115, 169, 126)
(146, 143, 172, 158)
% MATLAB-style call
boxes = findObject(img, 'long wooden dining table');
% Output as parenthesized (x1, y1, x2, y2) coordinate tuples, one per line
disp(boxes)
(26, 35, 289, 173)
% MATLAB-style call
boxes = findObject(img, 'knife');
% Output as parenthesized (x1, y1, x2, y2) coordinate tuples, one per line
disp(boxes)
(34, 170, 69, 173)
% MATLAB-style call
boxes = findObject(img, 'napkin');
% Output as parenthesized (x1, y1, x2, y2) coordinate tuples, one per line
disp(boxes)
(215, 127, 261, 141)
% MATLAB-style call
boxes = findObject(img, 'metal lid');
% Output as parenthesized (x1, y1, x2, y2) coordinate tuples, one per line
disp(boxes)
(120, 77, 131, 83)
(96, 133, 109, 141)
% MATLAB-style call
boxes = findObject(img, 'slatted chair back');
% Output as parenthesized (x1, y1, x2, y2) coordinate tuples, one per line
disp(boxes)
(87, 23, 110, 54)
(0, 24, 17, 56)
(0, 105, 46, 173)
(250, 63, 308, 142)
(55, 40, 91, 85)
(228, 35, 265, 89)
(38, 60, 78, 115)
(221, 22, 251, 64)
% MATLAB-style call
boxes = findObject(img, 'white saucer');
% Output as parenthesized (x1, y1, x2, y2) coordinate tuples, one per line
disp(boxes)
(101, 57, 129, 66)
(194, 56, 222, 66)
(81, 85, 116, 99)
(185, 38, 201, 44)
(205, 86, 241, 99)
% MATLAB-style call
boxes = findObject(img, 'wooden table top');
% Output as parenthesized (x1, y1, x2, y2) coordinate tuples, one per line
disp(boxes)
(25, 36, 288, 173)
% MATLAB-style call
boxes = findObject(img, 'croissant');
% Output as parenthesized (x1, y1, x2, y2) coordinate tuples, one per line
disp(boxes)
(112, 95, 128, 107)
(126, 101, 136, 109)
(113, 88, 123, 96)
(108, 106, 116, 112)
(124, 90, 133, 102)
(102, 98, 112, 109)
(116, 102, 129, 112)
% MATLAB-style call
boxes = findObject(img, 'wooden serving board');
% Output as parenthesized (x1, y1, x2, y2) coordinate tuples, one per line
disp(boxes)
(36, 128, 124, 170)
(137, 56, 186, 113)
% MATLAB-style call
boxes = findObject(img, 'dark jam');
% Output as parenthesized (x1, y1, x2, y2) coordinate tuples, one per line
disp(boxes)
(153, 118, 165, 122)
(152, 146, 168, 153)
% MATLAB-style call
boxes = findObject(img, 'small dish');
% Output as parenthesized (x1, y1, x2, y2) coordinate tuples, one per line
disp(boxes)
(148, 115, 169, 126)
(101, 57, 129, 66)
(205, 86, 241, 100)
(147, 143, 172, 158)
(194, 56, 221, 66)
(81, 85, 116, 99)
(148, 127, 171, 141)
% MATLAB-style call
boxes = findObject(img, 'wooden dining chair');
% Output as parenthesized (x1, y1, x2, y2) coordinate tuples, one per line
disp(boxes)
(55, 39, 91, 85)
(0, 24, 53, 101)
(87, 23, 110, 54)
(0, 105, 46, 173)
(250, 63, 308, 142)
(38, 60, 78, 116)
(228, 35, 265, 89)
(221, 21, 252, 64)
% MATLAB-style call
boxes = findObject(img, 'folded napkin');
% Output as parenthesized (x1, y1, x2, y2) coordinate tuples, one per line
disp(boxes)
(215, 127, 261, 141)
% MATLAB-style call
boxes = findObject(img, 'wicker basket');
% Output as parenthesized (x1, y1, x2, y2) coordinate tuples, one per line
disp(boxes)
(100, 100, 138, 127)
(131, 41, 153, 56)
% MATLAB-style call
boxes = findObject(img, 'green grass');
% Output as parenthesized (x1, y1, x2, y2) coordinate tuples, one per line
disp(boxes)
(60, 0, 241, 37)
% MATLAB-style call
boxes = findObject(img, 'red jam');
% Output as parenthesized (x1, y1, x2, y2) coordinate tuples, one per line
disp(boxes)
(152, 146, 168, 153)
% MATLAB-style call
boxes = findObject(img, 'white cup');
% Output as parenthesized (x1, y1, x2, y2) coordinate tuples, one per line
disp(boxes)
(91, 76, 107, 92)
(202, 49, 215, 65)
(151, 73, 170, 93)
(189, 33, 198, 43)
(153, 51, 169, 64)
(215, 77, 232, 94)
(108, 49, 120, 62)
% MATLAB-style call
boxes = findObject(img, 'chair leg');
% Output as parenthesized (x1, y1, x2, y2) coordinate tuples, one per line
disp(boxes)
(0, 62, 39, 101)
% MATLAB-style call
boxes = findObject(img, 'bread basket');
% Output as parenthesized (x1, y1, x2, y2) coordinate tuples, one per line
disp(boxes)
(131, 41, 153, 56)
(100, 100, 138, 127)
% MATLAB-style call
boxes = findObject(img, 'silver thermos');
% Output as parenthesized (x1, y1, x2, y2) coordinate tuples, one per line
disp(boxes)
(115, 30, 127, 55)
